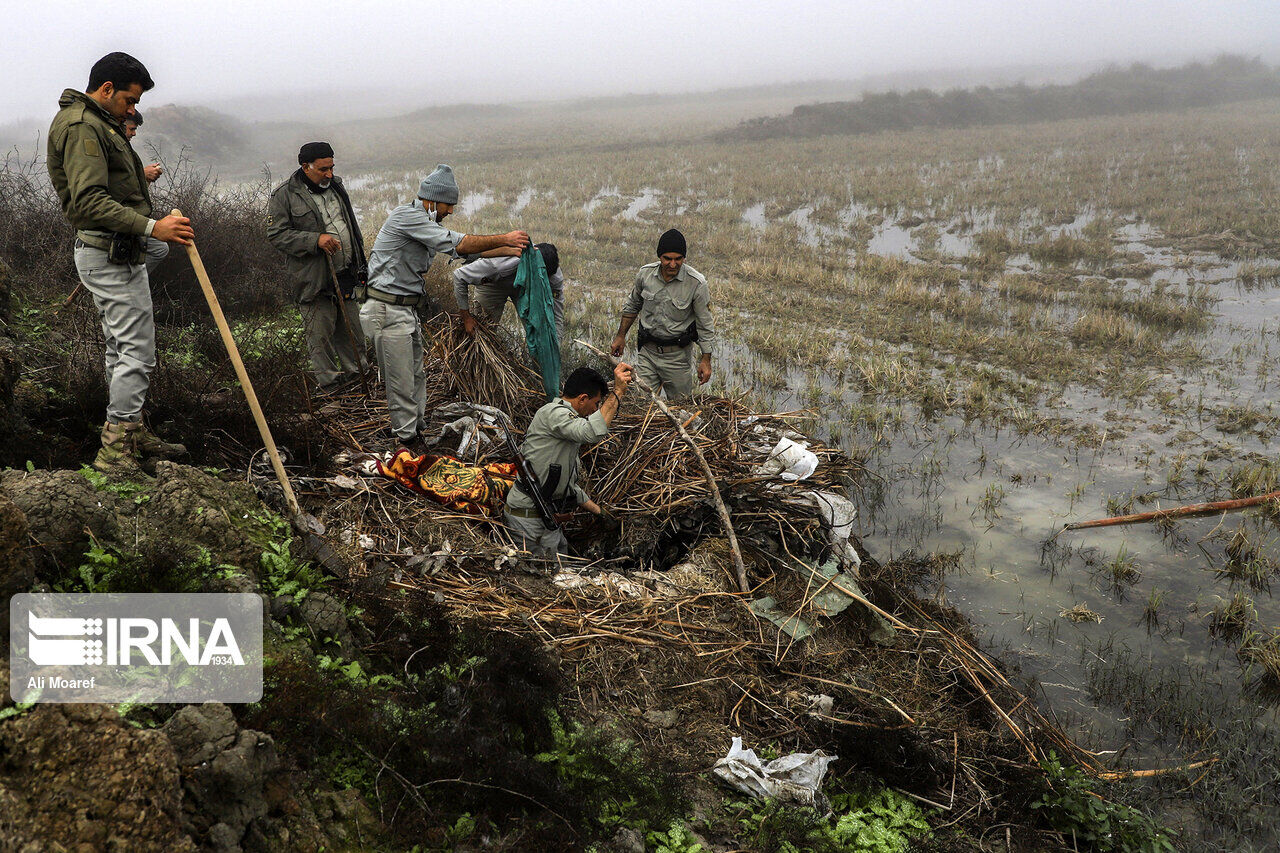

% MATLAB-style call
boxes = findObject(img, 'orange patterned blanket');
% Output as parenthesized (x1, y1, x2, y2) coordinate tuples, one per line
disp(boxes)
(376, 451, 517, 517)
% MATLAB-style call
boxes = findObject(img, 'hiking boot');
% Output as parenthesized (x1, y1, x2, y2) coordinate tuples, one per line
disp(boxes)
(92, 421, 143, 475)
(134, 423, 186, 459)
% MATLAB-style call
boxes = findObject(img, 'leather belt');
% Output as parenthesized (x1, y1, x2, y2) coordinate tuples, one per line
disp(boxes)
(355, 285, 426, 307)
(643, 341, 691, 354)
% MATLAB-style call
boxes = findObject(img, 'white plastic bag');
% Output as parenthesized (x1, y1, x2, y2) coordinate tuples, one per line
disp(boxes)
(712, 737, 837, 806)
(757, 437, 819, 481)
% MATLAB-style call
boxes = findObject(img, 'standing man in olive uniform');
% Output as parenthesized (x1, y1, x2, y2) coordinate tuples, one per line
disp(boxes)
(360, 164, 529, 450)
(47, 52, 194, 474)
(266, 142, 367, 394)
(610, 229, 715, 399)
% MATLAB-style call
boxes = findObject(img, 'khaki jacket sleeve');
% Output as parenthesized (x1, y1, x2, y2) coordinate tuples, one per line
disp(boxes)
(621, 271, 645, 316)
(266, 186, 322, 258)
(61, 123, 151, 235)
(546, 407, 610, 447)
(693, 280, 716, 356)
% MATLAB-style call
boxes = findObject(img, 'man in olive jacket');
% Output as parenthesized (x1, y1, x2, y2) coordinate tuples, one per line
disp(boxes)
(47, 52, 194, 475)
(266, 142, 367, 393)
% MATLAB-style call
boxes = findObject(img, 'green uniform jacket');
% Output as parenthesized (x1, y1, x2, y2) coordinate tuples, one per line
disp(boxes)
(46, 89, 153, 242)
(506, 398, 610, 510)
(266, 170, 367, 304)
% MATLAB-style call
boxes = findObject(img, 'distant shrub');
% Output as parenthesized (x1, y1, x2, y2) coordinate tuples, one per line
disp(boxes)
(722, 56, 1280, 141)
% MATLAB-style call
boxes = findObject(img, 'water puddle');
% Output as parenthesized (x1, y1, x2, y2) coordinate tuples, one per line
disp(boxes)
(621, 187, 659, 221)
(458, 190, 494, 215)
(584, 186, 621, 214)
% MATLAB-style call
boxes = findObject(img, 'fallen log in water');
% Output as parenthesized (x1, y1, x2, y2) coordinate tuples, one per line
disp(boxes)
(1064, 490, 1280, 531)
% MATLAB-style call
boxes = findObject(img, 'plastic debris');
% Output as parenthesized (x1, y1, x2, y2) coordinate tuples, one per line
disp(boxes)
(803, 491, 861, 570)
(755, 436, 819, 481)
(748, 596, 813, 640)
(712, 737, 837, 806)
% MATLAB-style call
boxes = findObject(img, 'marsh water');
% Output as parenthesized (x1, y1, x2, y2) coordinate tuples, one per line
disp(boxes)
(733, 206, 1280, 774)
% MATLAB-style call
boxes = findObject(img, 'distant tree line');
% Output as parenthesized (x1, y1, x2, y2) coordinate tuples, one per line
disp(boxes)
(717, 55, 1280, 141)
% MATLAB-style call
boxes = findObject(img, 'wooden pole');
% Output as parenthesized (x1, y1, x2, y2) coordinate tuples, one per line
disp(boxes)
(1064, 490, 1280, 531)
(174, 208, 301, 518)
(575, 339, 751, 595)
(325, 255, 371, 398)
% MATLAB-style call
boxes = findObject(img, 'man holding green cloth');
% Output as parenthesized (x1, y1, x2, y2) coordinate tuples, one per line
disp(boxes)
(454, 243, 565, 342)
(359, 164, 529, 451)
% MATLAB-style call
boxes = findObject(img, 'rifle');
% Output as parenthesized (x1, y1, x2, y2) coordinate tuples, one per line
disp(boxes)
(494, 413, 560, 531)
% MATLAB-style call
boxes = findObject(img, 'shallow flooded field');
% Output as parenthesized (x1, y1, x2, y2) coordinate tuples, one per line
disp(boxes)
(343, 98, 1280, 847)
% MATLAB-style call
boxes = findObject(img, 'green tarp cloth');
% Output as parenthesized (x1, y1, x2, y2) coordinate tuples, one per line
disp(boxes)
(513, 246, 561, 399)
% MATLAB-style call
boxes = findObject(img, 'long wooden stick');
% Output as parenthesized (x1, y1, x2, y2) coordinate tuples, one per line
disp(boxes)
(575, 339, 751, 594)
(325, 255, 371, 398)
(174, 208, 300, 517)
(1064, 490, 1280, 531)
(59, 282, 84, 312)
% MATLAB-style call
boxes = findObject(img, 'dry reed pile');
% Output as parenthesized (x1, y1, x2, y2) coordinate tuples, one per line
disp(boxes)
(292, 312, 1097, 825)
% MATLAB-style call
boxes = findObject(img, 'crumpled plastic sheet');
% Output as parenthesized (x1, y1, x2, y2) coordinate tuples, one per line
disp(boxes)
(755, 436, 819, 481)
(798, 490, 861, 570)
(712, 737, 837, 806)
(431, 402, 511, 461)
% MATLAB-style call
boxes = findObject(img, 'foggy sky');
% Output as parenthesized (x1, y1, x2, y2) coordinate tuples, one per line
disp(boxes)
(7, 0, 1280, 122)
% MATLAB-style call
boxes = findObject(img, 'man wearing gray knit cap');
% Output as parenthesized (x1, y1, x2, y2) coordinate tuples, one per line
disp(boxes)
(359, 164, 530, 451)
(610, 228, 715, 399)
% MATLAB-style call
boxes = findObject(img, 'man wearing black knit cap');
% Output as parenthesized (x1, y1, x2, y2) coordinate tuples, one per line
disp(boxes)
(610, 228, 715, 398)
(266, 141, 367, 394)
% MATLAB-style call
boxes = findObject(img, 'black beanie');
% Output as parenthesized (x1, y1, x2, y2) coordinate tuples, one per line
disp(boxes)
(656, 228, 686, 257)
(536, 242, 560, 277)
(298, 141, 334, 165)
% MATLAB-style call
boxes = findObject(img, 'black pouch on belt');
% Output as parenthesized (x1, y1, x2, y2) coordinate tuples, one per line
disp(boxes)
(335, 267, 359, 298)
(107, 232, 142, 265)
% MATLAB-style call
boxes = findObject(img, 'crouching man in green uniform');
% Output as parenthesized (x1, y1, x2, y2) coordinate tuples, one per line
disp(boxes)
(610, 228, 715, 398)
(359, 164, 529, 450)
(504, 363, 633, 556)
(47, 52, 195, 474)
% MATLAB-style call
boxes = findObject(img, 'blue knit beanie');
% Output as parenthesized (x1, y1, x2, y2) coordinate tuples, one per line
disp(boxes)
(418, 164, 459, 204)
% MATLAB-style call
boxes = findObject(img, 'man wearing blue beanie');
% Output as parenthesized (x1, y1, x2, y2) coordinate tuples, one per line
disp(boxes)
(359, 164, 530, 451)
(610, 228, 716, 398)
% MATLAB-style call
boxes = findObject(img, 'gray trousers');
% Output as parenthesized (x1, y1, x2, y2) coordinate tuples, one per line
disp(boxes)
(471, 282, 565, 343)
(301, 297, 365, 389)
(75, 245, 155, 423)
(503, 509, 569, 557)
(637, 343, 695, 398)
(359, 300, 423, 441)
(144, 237, 169, 274)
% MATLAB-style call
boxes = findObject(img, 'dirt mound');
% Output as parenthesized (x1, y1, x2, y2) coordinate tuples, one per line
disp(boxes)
(0, 468, 125, 572)
(0, 462, 279, 586)
(0, 693, 196, 852)
(0, 493, 34, 602)
(163, 703, 279, 851)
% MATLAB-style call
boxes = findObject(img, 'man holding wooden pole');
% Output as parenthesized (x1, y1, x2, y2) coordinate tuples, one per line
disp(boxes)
(266, 142, 368, 395)
(47, 52, 194, 474)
